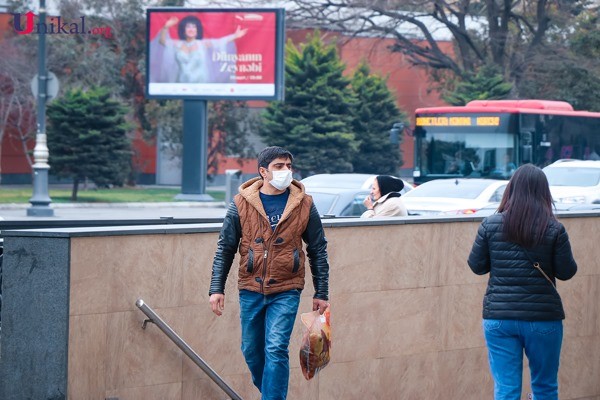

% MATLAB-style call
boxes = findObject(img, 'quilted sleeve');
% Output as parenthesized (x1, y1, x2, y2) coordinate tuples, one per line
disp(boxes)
(467, 221, 491, 275)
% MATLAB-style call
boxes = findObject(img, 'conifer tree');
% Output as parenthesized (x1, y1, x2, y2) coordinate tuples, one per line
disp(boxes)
(442, 65, 513, 106)
(47, 87, 132, 201)
(350, 62, 406, 175)
(260, 32, 357, 177)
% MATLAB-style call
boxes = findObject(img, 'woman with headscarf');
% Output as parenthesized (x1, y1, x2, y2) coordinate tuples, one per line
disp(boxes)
(361, 175, 408, 217)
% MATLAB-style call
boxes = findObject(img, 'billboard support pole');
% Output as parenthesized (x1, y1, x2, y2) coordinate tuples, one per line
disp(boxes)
(175, 100, 214, 201)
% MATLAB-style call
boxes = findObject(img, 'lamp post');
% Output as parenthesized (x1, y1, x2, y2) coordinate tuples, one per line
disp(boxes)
(27, 0, 53, 217)
(389, 122, 404, 145)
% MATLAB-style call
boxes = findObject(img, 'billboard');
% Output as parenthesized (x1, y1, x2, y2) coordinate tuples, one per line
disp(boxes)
(146, 8, 285, 100)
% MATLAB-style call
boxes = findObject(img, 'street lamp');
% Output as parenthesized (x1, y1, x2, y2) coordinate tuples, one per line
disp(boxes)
(389, 122, 404, 145)
(27, 0, 53, 217)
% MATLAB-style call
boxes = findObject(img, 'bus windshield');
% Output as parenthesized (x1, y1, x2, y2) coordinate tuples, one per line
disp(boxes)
(413, 101, 600, 184)
(418, 131, 516, 180)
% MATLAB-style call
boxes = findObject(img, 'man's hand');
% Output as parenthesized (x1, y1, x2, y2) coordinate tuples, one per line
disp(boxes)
(313, 298, 329, 315)
(209, 293, 225, 316)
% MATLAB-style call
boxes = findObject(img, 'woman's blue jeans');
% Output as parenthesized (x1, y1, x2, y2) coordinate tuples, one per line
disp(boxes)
(239, 289, 301, 400)
(483, 319, 563, 400)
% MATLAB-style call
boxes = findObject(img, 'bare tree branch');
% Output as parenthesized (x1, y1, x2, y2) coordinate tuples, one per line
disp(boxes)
(0, 38, 37, 181)
(218, 0, 578, 90)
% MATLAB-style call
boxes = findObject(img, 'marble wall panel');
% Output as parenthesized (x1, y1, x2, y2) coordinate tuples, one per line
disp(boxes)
(181, 233, 224, 306)
(559, 335, 600, 400)
(104, 308, 183, 390)
(180, 304, 247, 378)
(70, 237, 113, 315)
(326, 288, 442, 363)
(105, 235, 184, 313)
(562, 218, 600, 276)
(562, 275, 600, 337)
(285, 367, 320, 400)
(439, 283, 488, 351)
(434, 347, 493, 400)
(61, 216, 600, 398)
(67, 314, 108, 399)
(104, 382, 182, 400)
(316, 358, 382, 399)
(181, 375, 256, 400)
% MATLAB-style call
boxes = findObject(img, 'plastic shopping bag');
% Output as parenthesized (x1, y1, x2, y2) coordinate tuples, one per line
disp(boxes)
(299, 306, 331, 380)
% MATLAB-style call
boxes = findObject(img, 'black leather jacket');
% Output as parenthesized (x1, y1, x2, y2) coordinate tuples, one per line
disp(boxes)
(209, 201, 330, 300)
(468, 213, 577, 320)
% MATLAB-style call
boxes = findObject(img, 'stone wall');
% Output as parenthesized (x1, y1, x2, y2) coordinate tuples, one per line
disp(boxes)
(1, 215, 599, 399)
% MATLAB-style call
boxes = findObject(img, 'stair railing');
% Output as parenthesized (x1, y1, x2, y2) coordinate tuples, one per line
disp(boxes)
(135, 298, 243, 400)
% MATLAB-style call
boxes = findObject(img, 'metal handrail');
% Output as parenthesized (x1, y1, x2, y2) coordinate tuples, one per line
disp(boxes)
(135, 299, 243, 400)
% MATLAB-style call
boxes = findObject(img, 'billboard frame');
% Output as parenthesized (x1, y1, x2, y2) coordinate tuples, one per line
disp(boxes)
(145, 7, 285, 101)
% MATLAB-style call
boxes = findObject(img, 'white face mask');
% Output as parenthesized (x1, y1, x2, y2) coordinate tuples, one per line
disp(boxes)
(269, 170, 293, 190)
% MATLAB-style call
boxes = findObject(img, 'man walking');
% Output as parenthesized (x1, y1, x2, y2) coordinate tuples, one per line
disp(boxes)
(209, 146, 330, 400)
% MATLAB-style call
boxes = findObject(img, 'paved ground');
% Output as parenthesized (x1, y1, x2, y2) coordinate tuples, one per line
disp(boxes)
(0, 184, 230, 221)
(0, 201, 228, 221)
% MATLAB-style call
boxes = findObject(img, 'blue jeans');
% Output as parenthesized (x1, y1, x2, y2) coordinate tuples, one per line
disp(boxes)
(239, 289, 301, 400)
(483, 319, 563, 400)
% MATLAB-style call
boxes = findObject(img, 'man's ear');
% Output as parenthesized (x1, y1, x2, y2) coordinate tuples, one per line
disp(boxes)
(259, 166, 268, 180)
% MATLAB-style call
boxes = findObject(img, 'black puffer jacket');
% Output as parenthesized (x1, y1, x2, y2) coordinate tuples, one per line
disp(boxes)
(468, 213, 577, 321)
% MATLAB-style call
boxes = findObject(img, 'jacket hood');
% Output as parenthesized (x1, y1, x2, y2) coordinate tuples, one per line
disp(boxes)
(238, 176, 305, 194)
(237, 177, 307, 220)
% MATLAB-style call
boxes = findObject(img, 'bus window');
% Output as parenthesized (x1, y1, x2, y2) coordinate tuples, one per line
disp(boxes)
(413, 101, 600, 184)
(419, 131, 516, 179)
(489, 152, 516, 179)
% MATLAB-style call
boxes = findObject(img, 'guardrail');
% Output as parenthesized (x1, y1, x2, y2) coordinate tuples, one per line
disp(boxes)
(0, 217, 223, 233)
(135, 299, 244, 400)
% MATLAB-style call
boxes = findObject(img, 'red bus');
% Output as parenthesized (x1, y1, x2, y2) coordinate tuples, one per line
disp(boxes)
(412, 100, 600, 184)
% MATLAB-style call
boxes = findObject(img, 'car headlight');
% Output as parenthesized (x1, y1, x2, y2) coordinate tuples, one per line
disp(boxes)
(556, 196, 587, 204)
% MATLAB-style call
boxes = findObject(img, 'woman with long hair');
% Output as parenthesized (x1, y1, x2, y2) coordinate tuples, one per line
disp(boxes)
(468, 164, 577, 399)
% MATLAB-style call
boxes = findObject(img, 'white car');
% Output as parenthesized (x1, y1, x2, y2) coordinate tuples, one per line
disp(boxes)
(402, 178, 509, 216)
(543, 159, 600, 204)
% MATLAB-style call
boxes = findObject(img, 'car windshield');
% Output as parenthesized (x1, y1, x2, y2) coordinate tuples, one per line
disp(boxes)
(308, 192, 337, 215)
(404, 180, 495, 199)
(302, 175, 370, 188)
(544, 167, 600, 187)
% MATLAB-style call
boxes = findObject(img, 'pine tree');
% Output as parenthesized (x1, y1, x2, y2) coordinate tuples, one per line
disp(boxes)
(260, 32, 358, 177)
(350, 62, 406, 174)
(442, 65, 513, 106)
(47, 87, 132, 201)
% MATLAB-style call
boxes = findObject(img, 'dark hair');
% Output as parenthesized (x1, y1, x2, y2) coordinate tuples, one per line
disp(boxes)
(497, 164, 555, 247)
(257, 146, 294, 174)
(376, 175, 404, 196)
(177, 16, 203, 40)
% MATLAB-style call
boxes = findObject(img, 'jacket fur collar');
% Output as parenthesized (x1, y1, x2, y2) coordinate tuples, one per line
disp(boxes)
(238, 177, 307, 221)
